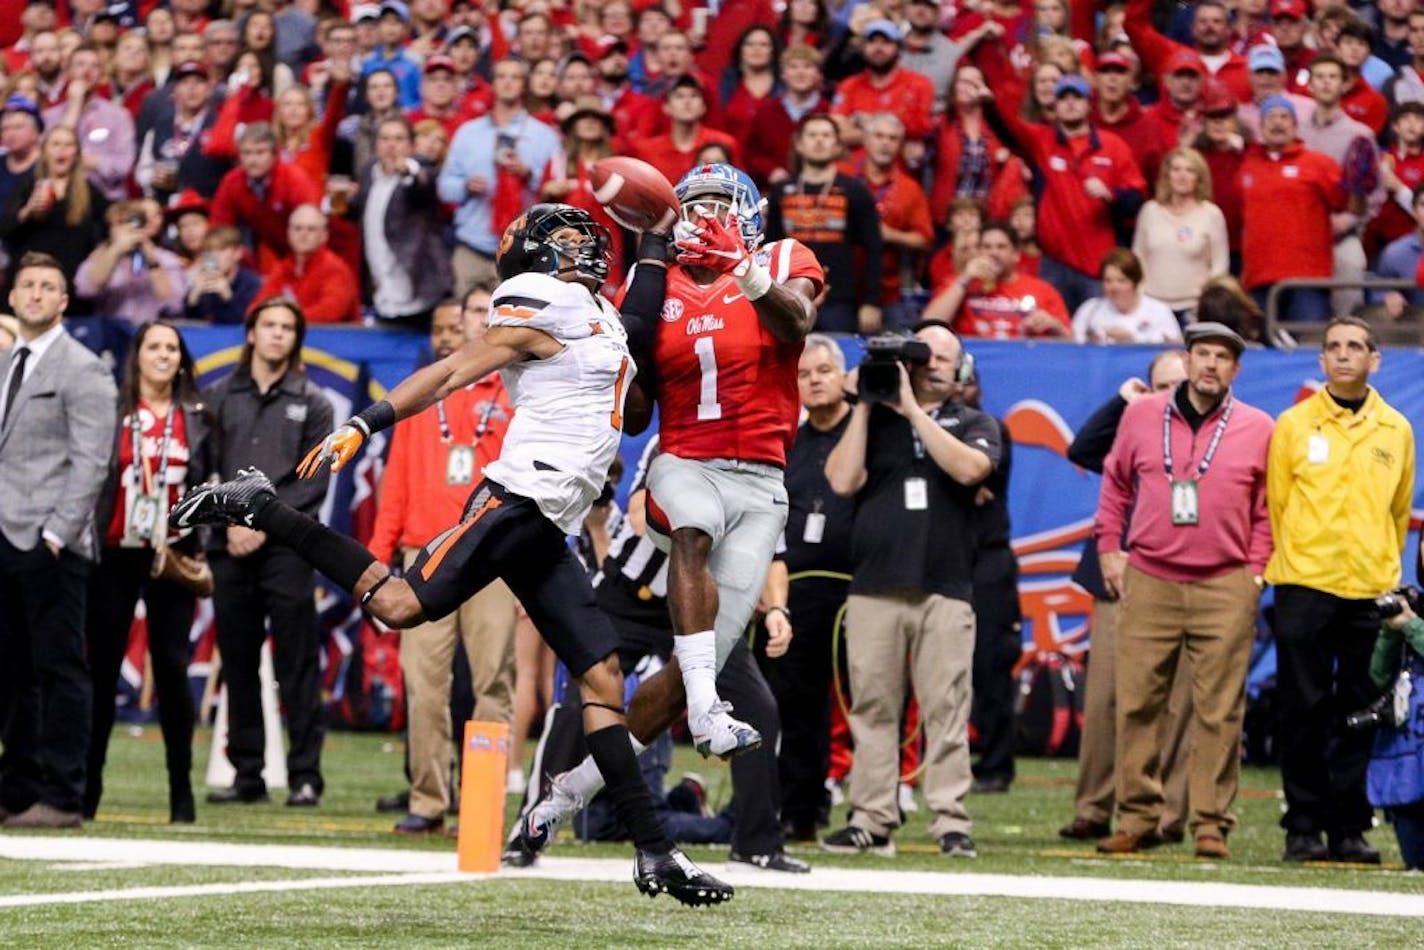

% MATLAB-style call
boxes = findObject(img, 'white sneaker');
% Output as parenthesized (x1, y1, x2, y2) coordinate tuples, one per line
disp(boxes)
(506, 768, 527, 796)
(516, 772, 583, 854)
(898, 782, 918, 814)
(688, 700, 762, 760)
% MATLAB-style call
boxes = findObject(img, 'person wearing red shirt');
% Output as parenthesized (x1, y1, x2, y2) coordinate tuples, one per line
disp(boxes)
(1237, 97, 1345, 321)
(1334, 20, 1390, 135)
(930, 65, 1030, 226)
(923, 221, 1071, 339)
(405, 54, 465, 142)
(1147, 51, 1207, 151)
(442, 26, 493, 122)
(1373, 103, 1424, 249)
(978, 72, 1146, 312)
(1125, 0, 1252, 103)
(368, 292, 517, 836)
(643, 30, 724, 131)
(253, 204, 360, 323)
(1094, 52, 1172, 185)
(209, 122, 321, 273)
(594, 35, 659, 156)
(849, 113, 933, 328)
(744, 44, 827, 190)
(104, 31, 156, 121)
(634, 76, 739, 186)
(830, 20, 935, 150)
(1195, 84, 1249, 256)
(1270, 0, 1317, 94)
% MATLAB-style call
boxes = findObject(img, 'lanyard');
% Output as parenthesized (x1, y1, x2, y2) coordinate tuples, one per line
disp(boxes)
(1163, 394, 1233, 482)
(131, 403, 177, 495)
(435, 395, 496, 444)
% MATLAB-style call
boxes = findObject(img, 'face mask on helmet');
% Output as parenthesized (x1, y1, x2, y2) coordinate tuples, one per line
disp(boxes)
(497, 204, 612, 283)
(674, 164, 766, 251)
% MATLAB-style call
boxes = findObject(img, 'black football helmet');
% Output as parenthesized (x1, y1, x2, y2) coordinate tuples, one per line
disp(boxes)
(495, 203, 612, 283)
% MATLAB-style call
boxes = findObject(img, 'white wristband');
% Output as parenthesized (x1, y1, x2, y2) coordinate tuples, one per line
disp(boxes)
(735, 260, 773, 300)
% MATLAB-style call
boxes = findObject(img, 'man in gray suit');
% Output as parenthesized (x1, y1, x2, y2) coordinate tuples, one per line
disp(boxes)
(0, 251, 116, 829)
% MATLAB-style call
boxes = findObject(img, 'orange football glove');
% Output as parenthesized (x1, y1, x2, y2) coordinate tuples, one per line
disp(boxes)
(296, 424, 365, 478)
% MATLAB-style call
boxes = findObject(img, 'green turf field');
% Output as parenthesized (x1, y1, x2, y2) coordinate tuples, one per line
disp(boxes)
(0, 726, 1419, 946)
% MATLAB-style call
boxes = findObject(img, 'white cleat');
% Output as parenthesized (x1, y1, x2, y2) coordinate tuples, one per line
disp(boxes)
(689, 700, 762, 760)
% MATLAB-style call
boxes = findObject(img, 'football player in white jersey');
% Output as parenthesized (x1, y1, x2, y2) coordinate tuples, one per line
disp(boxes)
(170, 204, 733, 906)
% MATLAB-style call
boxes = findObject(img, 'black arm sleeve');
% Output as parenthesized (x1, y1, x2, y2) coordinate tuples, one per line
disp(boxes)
(1066, 395, 1128, 473)
(618, 259, 667, 363)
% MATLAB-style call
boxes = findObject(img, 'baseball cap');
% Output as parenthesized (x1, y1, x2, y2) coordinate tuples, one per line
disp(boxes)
(1201, 80, 1237, 115)
(171, 60, 209, 83)
(1053, 74, 1092, 99)
(666, 73, 707, 100)
(422, 54, 457, 75)
(1248, 44, 1285, 73)
(1259, 94, 1296, 119)
(561, 95, 615, 135)
(164, 189, 210, 221)
(1184, 321, 1246, 357)
(863, 19, 904, 43)
(1165, 50, 1205, 76)
(350, 3, 380, 23)
(1, 96, 43, 131)
(379, 0, 410, 23)
(1270, 0, 1307, 19)
(1095, 51, 1133, 72)
(445, 25, 478, 48)
(595, 34, 630, 59)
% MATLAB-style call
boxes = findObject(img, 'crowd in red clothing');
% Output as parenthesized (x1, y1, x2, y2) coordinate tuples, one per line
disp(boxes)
(3, 0, 1424, 341)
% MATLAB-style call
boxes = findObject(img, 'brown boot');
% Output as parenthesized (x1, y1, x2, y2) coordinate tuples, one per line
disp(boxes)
(2, 803, 83, 829)
(1059, 817, 1111, 840)
(1195, 834, 1230, 860)
(1096, 829, 1165, 854)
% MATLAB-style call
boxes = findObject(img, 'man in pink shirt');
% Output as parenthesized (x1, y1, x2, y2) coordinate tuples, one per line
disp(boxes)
(1094, 322, 1274, 861)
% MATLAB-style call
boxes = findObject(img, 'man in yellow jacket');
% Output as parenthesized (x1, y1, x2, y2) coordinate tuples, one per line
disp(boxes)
(1266, 316, 1416, 866)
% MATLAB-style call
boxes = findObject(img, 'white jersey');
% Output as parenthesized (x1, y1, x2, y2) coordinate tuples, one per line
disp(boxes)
(482, 271, 635, 534)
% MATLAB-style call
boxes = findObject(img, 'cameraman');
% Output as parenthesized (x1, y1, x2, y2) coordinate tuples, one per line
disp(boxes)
(821, 321, 1001, 858)
(1266, 316, 1417, 864)
(1369, 598, 1424, 870)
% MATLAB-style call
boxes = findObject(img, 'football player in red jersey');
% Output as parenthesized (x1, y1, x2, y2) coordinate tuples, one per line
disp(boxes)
(512, 164, 824, 863)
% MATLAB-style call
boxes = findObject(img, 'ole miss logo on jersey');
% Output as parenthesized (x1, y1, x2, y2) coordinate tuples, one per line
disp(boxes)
(643, 239, 825, 467)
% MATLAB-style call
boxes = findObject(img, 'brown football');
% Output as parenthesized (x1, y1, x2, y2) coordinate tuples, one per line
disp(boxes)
(590, 156, 680, 233)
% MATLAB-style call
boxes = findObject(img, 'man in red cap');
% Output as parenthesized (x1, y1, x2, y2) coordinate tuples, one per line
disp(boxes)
(135, 61, 228, 203)
(1094, 52, 1172, 185)
(1270, 0, 1318, 94)
(831, 20, 936, 150)
(406, 55, 464, 141)
(1237, 44, 1315, 138)
(594, 35, 658, 155)
(1126, 0, 1252, 103)
(1147, 50, 1209, 146)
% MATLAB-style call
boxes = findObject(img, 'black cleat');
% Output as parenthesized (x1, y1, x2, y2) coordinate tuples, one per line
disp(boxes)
(633, 847, 734, 906)
(170, 467, 275, 530)
(502, 833, 539, 868)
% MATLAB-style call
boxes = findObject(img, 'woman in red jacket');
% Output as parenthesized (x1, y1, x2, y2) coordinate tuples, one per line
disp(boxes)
(719, 26, 780, 134)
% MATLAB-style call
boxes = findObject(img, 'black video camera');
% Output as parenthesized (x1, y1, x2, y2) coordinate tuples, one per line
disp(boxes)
(1376, 585, 1421, 620)
(1344, 692, 1398, 731)
(857, 334, 930, 403)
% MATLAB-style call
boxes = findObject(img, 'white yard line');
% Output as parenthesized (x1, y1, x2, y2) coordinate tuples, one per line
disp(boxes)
(0, 835, 1421, 917)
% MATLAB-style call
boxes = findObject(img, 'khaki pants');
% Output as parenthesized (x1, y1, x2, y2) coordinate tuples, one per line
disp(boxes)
(845, 592, 975, 839)
(1073, 596, 1193, 836)
(399, 548, 518, 819)
(451, 244, 498, 301)
(1115, 564, 1258, 838)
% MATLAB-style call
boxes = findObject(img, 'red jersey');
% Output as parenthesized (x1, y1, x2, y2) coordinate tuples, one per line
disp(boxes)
(105, 401, 191, 549)
(642, 239, 823, 467)
(954, 273, 1071, 339)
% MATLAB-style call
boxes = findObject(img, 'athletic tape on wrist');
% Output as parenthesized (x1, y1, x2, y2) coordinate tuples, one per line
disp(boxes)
(736, 260, 773, 300)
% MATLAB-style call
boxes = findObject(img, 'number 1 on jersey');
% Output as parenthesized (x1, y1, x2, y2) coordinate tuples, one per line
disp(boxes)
(694, 336, 722, 421)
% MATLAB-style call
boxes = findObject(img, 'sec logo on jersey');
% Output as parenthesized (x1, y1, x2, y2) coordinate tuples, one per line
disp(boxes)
(661, 298, 684, 322)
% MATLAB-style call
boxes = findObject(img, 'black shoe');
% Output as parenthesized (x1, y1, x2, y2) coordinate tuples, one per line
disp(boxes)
(376, 790, 410, 813)
(633, 847, 734, 906)
(169, 783, 196, 824)
(502, 834, 539, 868)
(393, 813, 443, 835)
(819, 825, 896, 856)
(286, 783, 321, 807)
(170, 467, 275, 530)
(970, 776, 1011, 794)
(782, 819, 819, 844)
(1328, 833, 1381, 865)
(728, 850, 811, 873)
(1282, 831, 1329, 863)
(938, 831, 978, 857)
(206, 784, 268, 805)
(1058, 817, 1111, 840)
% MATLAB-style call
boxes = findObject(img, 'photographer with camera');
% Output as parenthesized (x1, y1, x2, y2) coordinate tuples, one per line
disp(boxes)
(73, 199, 187, 325)
(1266, 316, 1417, 865)
(1363, 590, 1424, 870)
(821, 321, 1001, 858)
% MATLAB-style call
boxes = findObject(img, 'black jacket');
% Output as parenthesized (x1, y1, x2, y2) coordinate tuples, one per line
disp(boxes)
(349, 157, 453, 319)
(1067, 394, 1129, 599)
